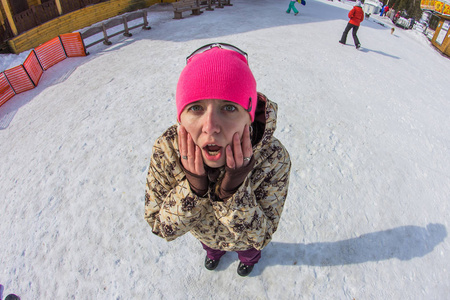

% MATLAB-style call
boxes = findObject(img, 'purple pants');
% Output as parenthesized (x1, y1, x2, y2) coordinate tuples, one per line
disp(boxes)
(201, 242, 261, 266)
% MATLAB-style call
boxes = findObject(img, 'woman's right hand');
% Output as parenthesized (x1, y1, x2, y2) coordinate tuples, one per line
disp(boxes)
(178, 125, 205, 176)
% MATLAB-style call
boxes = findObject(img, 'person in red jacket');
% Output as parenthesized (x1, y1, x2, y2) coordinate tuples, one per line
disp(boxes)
(339, 1, 364, 49)
(383, 5, 389, 17)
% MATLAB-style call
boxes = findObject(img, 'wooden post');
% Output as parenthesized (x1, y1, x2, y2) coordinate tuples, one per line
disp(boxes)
(122, 16, 132, 37)
(142, 11, 151, 29)
(0, 7, 4, 24)
(0, 0, 18, 35)
(206, 0, 213, 11)
(102, 23, 111, 45)
(54, 0, 63, 15)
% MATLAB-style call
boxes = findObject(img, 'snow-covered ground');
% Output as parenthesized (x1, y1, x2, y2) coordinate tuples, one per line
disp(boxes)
(1, 0, 449, 298)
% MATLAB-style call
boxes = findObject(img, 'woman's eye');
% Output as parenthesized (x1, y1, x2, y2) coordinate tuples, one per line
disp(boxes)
(188, 105, 203, 112)
(223, 105, 236, 112)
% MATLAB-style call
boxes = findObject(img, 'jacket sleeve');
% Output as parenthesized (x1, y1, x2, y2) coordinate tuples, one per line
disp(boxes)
(210, 141, 291, 250)
(348, 8, 354, 19)
(144, 137, 209, 241)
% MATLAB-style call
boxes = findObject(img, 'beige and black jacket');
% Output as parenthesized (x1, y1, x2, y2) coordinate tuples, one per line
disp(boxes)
(145, 93, 291, 251)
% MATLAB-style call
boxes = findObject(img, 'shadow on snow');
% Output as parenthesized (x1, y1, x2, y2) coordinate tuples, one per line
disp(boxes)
(250, 223, 447, 275)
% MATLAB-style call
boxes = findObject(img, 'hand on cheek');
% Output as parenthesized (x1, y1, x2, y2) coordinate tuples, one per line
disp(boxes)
(178, 125, 205, 176)
(226, 124, 253, 169)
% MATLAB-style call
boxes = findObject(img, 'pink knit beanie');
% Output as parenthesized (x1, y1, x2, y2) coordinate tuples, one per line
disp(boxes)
(176, 46, 257, 122)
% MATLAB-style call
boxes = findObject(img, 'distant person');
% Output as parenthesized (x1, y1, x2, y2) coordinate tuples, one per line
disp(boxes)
(286, 0, 299, 15)
(409, 18, 415, 29)
(383, 5, 389, 16)
(144, 43, 291, 277)
(339, 1, 364, 49)
(394, 11, 401, 22)
(380, 5, 385, 16)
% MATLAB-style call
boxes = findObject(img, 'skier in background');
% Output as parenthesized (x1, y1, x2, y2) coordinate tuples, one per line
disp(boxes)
(339, 1, 364, 49)
(286, 0, 299, 15)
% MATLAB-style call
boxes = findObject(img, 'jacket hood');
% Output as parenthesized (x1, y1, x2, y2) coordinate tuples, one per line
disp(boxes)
(256, 93, 277, 137)
(251, 93, 279, 163)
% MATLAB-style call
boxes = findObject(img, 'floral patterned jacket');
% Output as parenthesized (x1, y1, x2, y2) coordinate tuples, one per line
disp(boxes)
(144, 93, 291, 251)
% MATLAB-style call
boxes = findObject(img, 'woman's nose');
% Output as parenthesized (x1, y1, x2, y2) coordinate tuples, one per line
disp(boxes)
(202, 109, 220, 134)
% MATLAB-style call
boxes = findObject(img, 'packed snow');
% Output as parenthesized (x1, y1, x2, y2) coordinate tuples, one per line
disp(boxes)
(1, 0, 449, 299)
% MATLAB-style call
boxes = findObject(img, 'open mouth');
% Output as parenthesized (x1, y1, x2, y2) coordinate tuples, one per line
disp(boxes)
(203, 144, 222, 156)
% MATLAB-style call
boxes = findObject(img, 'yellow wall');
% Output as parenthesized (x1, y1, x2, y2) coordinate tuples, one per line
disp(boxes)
(7, 0, 162, 53)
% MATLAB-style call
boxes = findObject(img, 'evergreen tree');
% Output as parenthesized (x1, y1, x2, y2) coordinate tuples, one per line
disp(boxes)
(382, 0, 423, 19)
(397, 0, 409, 11)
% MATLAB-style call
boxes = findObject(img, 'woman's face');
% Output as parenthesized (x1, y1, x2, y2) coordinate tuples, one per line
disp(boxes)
(180, 99, 251, 168)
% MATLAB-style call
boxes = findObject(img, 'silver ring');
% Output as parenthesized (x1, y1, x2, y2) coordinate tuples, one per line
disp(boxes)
(182, 156, 188, 160)
(243, 157, 251, 162)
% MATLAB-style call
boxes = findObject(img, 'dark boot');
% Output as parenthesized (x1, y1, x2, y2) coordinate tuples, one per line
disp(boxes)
(237, 262, 254, 277)
(204, 256, 220, 270)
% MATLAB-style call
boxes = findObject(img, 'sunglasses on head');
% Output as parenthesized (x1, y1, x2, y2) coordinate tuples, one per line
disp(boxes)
(186, 43, 248, 64)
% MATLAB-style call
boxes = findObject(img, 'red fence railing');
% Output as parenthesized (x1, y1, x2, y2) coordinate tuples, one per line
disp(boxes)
(1, 7, 151, 107)
(0, 32, 87, 108)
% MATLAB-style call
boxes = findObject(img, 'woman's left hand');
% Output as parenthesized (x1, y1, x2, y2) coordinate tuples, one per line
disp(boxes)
(226, 124, 253, 169)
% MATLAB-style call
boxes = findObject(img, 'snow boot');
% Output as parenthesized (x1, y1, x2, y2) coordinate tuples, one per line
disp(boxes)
(237, 262, 254, 277)
(204, 256, 220, 270)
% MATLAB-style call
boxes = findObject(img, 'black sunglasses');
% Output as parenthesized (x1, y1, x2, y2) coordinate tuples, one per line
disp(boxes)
(186, 43, 248, 64)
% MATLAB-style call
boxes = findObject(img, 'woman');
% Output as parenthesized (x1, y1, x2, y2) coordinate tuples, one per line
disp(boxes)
(339, 1, 364, 49)
(144, 43, 291, 277)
